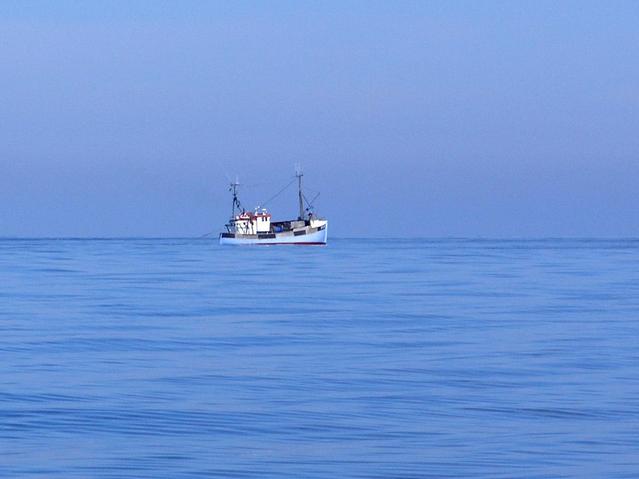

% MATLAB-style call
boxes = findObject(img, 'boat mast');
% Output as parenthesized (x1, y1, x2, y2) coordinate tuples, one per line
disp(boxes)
(229, 178, 241, 219)
(296, 165, 304, 220)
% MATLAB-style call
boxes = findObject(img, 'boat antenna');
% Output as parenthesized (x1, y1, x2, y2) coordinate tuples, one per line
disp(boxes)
(295, 164, 304, 220)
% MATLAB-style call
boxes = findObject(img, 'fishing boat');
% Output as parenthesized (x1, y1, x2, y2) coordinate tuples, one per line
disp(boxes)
(219, 168, 328, 245)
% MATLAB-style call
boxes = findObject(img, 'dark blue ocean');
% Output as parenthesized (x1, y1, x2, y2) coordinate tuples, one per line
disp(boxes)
(1, 239, 638, 478)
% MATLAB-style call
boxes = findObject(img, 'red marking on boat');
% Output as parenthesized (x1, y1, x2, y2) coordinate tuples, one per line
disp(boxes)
(254, 242, 326, 246)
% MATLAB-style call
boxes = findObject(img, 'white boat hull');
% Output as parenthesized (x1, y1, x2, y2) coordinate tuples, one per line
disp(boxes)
(219, 223, 327, 245)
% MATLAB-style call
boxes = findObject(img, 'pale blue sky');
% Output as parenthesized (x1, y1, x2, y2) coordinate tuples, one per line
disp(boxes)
(1, 1, 637, 237)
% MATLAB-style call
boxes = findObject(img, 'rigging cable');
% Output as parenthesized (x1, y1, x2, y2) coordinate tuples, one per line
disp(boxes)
(260, 177, 297, 208)
(304, 192, 320, 210)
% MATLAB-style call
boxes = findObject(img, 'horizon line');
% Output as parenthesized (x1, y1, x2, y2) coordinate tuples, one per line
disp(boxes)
(1, 236, 638, 241)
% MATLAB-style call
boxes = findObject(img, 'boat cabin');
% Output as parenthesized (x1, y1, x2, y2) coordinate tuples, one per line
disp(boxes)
(230, 208, 271, 235)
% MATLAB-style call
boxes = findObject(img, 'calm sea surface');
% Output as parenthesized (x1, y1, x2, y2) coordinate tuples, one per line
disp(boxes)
(1, 238, 638, 478)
